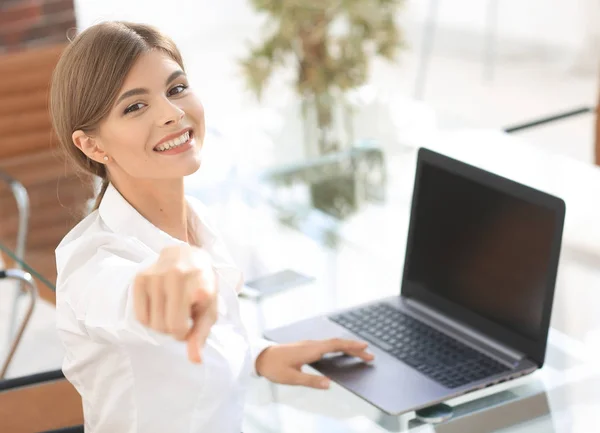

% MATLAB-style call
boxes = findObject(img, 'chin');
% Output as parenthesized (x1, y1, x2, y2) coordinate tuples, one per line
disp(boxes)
(181, 157, 202, 176)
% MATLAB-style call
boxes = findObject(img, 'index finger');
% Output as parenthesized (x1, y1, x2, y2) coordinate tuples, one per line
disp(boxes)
(321, 338, 369, 355)
(186, 305, 217, 363)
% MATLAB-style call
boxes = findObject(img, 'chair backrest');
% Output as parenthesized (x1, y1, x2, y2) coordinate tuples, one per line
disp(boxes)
(0, 372, 83, 433)
(1, 269, 37, 379)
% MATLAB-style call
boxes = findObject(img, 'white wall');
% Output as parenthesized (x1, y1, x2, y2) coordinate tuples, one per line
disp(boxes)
(76, 0, 599, 54)
(75, 0, 261, 42)
(406, 0, 599, 52)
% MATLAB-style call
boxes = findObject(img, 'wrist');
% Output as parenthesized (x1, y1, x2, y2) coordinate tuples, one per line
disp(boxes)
(255, 344, 276, 377)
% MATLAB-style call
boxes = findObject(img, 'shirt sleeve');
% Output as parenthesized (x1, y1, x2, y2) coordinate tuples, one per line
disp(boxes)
(57, 236, 227, 348)
(57, 238, 168, 346)
(249, 338, 276, 377)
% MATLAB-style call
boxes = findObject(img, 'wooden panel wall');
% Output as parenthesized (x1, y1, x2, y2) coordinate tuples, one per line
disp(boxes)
(0, 44, 94, 303)
(0, 0, 76, 53)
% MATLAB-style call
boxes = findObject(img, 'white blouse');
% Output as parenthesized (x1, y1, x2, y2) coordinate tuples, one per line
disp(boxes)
(55, 184, 272, 433)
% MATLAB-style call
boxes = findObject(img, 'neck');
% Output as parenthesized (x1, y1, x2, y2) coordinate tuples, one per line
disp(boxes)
(111, 177, 189, 243)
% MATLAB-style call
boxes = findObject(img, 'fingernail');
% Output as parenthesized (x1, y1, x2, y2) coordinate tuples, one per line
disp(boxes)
(319, 378, 330, 389)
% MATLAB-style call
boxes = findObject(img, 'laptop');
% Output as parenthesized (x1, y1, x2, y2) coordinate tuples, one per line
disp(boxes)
(264, 147, 566, 415)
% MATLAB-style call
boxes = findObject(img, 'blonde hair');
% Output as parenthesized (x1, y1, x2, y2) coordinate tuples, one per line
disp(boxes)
(49, 21, 185, 211)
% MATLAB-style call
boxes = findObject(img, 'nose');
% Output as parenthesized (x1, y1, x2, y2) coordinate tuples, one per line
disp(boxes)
(158, 98, 184, 126)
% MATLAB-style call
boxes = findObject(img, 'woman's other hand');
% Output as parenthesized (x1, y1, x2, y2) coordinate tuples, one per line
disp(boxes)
(255, 339, 374, 389)
(133, 245, 217, 363)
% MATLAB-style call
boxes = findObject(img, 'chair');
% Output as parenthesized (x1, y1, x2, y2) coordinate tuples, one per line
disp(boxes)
(0, 170, 30, 346)
(1, 268, 36, 379)
(1, 268, 83, 432)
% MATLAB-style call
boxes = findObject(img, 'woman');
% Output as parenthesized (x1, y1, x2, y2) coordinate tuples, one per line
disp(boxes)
(50, 21, 373, 433)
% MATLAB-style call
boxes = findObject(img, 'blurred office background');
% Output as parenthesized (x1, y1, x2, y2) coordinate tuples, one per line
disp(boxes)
(0, 1, 599, 431)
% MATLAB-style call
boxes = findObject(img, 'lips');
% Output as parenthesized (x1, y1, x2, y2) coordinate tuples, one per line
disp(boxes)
(153, 127, 194, 152)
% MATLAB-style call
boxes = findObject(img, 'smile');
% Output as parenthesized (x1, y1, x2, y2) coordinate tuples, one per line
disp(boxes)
(154, 129, 193, 152)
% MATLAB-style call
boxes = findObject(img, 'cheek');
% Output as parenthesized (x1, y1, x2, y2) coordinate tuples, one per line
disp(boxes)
(105, 121, 152, 161)
(186, 96, 205, 137)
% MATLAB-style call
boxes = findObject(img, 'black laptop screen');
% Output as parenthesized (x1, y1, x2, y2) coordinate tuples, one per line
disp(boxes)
(404, 160, 557, 343)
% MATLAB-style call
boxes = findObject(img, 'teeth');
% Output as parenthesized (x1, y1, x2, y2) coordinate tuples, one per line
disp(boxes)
(156, 131, 190, 151)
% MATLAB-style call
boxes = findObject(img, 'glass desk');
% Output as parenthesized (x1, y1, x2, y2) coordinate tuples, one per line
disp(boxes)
(183, 98, 600, 431)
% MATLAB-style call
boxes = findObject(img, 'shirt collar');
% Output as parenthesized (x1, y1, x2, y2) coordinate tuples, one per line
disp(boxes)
(98, 183, 216, 254)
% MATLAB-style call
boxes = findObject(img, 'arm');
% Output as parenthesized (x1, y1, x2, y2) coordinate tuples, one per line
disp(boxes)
(57, 239, 219, 362)
(57, 242, 162, 346)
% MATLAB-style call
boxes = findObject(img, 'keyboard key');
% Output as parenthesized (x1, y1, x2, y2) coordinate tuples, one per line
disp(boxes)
(355, 330, 393, 351)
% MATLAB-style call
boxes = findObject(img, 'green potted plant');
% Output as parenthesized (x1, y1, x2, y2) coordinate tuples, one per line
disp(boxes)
(241, 0, 404, 219)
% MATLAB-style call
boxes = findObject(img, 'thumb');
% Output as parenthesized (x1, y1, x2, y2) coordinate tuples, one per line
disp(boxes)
(288, 371, 331, 390)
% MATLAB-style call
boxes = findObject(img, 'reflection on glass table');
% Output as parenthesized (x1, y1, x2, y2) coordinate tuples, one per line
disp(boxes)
(0, 242, 55, 292)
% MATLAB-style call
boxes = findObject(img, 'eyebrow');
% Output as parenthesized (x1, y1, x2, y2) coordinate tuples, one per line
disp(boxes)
(115, 70, 186, 105)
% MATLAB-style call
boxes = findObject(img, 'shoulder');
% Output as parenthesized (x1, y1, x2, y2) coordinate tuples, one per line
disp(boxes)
(55, 210, 150, 295)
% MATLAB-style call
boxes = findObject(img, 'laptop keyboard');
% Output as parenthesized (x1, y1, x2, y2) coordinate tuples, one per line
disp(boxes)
(330, 303, 510, 389)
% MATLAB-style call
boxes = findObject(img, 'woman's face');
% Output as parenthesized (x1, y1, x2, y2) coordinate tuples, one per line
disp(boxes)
(95, 50, 205, 180)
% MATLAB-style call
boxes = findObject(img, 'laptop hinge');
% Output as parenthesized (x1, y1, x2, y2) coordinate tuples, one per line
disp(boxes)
(405, 298, 526, 365)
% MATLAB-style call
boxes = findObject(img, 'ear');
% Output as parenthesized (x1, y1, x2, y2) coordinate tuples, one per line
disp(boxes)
(72, 130, 108, 163)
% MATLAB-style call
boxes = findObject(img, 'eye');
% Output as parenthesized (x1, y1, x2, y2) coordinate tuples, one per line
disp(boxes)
(124, 102, 145, 114)
(168, 84, 188, 97)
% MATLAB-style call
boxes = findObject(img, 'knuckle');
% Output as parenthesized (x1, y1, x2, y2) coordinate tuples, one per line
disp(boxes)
(133, 274, 147, 288)
(183, 268, 202, 280)
(166, 265, 202, 280)
(149, 282, 164, 296)
(173, 263, 190, 275)
(159, 265, 182, 278)
(160, 245, 180, 257)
